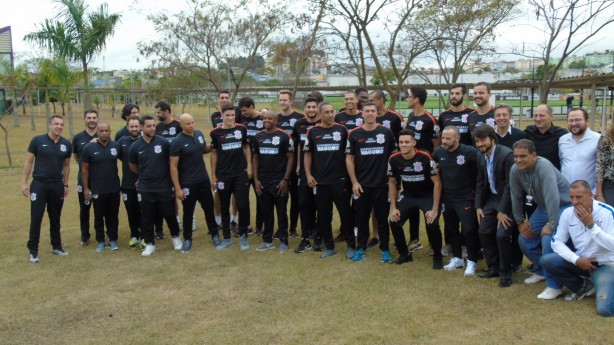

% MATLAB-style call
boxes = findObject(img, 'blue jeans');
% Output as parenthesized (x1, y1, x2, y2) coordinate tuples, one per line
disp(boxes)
(518, 205, 570, 289)
(541, 252, 614, 317)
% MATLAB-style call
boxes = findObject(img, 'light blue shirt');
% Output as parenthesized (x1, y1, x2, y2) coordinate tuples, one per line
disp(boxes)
(486, 145, 497, 195)
(558, 128, 600, 190)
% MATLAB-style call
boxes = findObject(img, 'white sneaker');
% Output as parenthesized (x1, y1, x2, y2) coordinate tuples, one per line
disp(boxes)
(444, 257, 465, 271)
(537, 287, 563, 300)
(142, 244, 156, 256)
(524, 273, 546, 284)
(464, 260, 477, 276)
(172, 236, 182, 250)
(192, 216, 197, 231)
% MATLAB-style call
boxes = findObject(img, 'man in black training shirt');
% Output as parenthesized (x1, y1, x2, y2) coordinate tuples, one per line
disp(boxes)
(467, 82, 496, 135)
(439, 83, 475, 146)
(277, 90, 304, 237)
(433, 126, 480, 275)
(170, 114, 221, 253)
(239, 97, 264, 234)
(210, 90, 243, 128)
(346, 101, 397, 262)
(117, 115, 143, 249)
(253, 110, 295, 253)
(81, 122, 121, 252)
(524, 104, 568, 170)
(115, 103, 140, 140)
(305, 103, 356, 259)
(389, 129, 444, 269)
(129, 115, 182, 256)
(494, 104, 527, 149)
(21, 115, 72, 263)
(370, 90, 404, 140)
(292, 97, 321, 252)
(72, 109, 98, 246)
(474, 125, 517, 287)
(210, 104, 252, 251)
(335, 91, 363, 130)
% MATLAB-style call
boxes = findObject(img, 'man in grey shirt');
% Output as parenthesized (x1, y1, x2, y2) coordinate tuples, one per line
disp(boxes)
(510, 139, 572, 300)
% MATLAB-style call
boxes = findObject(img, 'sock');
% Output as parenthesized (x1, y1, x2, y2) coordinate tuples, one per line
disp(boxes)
(215, 215, 221, 225)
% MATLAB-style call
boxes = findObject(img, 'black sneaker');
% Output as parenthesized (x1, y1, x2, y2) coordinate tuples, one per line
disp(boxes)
(394, 253, 413, 265)
(294, 240, 312, 253)
(155, 231, 165, 240)
(433, 257, 444, 270)
(367, 237, 379, 248)
(313, 242, 323, 252)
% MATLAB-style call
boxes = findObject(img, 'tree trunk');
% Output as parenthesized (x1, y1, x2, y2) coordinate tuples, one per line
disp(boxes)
(0, 123, 12, 168)
(12, 88, 19, 128)
(29, 98, 35, 131)
(82, 60, 92, 110)
(68, 101, 74, 138)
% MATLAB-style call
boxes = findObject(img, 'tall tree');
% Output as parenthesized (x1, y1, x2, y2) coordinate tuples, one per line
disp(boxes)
(524, 0, 614, 103)
(24, 0, 121, 109)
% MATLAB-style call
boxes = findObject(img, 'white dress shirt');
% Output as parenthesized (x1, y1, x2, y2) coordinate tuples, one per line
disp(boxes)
(558, 128, 600, 190)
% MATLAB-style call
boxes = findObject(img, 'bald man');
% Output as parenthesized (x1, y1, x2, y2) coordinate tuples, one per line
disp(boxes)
(170, 114, 221, 252)
(524, 104, 568, 170)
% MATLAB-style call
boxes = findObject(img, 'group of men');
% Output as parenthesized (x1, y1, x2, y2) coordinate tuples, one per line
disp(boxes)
(22, 83, 614, 317)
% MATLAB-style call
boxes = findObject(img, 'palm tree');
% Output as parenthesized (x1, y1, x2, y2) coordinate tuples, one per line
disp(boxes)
(24, 0, 120, 110)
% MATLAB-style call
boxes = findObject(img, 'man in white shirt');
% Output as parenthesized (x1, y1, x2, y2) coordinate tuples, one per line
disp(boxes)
(558, 108, 600, 190)
(540, 180, 614, 316)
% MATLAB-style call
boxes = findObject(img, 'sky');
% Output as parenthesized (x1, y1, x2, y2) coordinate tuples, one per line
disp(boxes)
(1, 0, 613, 71)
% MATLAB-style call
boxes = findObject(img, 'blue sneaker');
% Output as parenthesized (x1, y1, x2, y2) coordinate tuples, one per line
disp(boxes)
(96, 242, 106, 252)
(181, 240, 192, 253)
(346, 247, 356, 259)
(109, 241, 119, 251)
(239, 235, 249, 251)
(320, 249, 337, 258)
(352, 248, 366, 262)
(256, 242, 275, 251)
(381, 250, 392, 263)
(216, 239, 233, 250)
(279, 243, 288, 253)
(212, 235, 222, 247)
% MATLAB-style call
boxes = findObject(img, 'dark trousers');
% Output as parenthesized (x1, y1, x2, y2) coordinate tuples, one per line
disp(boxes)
(259, 184, 289, 244)
(408, 208, 421, 241)
(139, 190, 180, 245)
(390, 194, 442, 258)
(121, 188, 142, 240)
(27, 179, 64, 253)
(478, 196, 518, 279)
(355, 186, 390, 251)
(93, 192, 120, 243)
(289, 171, 299, 230)
(298, 182, 318, 241)
(442, 196, 480, 262)
(181, 181, 218, 241)
(77, 184, 92, 241)
(315, 182, 355, 250)
(217, 173, 250, 239)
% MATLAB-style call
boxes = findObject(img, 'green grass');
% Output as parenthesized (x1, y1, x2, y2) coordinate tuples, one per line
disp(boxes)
(1, 106, 613, 344)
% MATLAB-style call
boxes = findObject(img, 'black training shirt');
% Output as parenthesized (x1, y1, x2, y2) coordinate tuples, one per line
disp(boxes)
(277, 111, 305, 136)
(406, 111, 440, 152)
(253, 129, 294, 187)
(156, 119, 182, 142)
(467, 107, 496, 134)
(346, 125, 396, 188)
(388, 150, 438, 198)
(118, 135, 140, 190)
(72, 130, 97, 185)
(376, 110, 404, 142)
(432, 144, 478, 199)
(81, 140, 121, 194)
(115, 125, 129, 141)
(304, 124, 349, 185)
(292, 117, 320, 178)
(170, 130, 211, 185)
(239, 114, 264, 146)
(128, 135, 173, 193)
(28, 134, 72, 183)
(438, 107, 475, 146)
(335, 111, 364, 130)
(210, 124, 249, 177)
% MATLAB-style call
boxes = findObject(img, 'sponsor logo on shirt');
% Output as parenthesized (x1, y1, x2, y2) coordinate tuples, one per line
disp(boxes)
(360, 147, 384, 155)
(259, 147, 280, 154)
(316, 144, 340, 151)
(221, 142, 242, 150)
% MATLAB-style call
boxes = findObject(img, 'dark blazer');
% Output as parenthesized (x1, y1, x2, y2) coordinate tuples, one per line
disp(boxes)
(475, 144, 514, 215)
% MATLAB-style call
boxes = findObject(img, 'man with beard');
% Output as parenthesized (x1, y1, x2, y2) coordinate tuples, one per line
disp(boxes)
(524, 104, 568, 170)
(558, 108, 600, 190)
(117, 115, 144, 248)
(335, 91, 363, 130)
(433, 126, 480, 276)
(494, 104, 528, 149)
(81, 123, 121, 252)
(72, 109, 98, 246)
(467, 82, 496, 136)
(22, 115, 72, 263)
(438, 84, 475, 146)
(129, 115, 183, 256)
(474, 125, 517, 287)
(304, 103, 355, 259)
(115, 104, 140, 140)
(253, 111, 294, 253)
(293, 97, 321, 252)
(277, 90, 304, 238)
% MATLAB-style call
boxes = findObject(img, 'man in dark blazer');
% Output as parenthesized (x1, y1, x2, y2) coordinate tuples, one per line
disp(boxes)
(474, 125, 517, 287)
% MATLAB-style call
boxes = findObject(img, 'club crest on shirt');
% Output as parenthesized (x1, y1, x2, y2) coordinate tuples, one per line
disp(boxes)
(376, 133, 385, 144)
(272, 136, 280, 146)
(60, 144, 67, 152)
(234, 130, 242, 140)
(413, 161, 423, 172)
(382, 120, 391, 128)
(333, 131, 341, 141)
(256, 120, 263, 128)
(415, 121, 423, 131)
(198, 136, 204, 144)
(356, 118, 364, 126)
(457, 155, 465, 165)
(183, 188, 190, 196)
(289, 118, 297, 127)
(110, 148, 118, 156)
(154, 145, 162, 154)
(137, 193, 142, 202)
(122, 193, 128, 201)
(461, 114, 469, 123)
(77, 185, 83, 193)
(169, 127, 176, 136)
(217, 181, 225, 190)
(31, 193, 37, 202)
(486, 118, 496, 127)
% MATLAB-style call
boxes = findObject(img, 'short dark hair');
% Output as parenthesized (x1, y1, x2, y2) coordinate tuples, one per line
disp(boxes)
(495, 104, 513, 116)
(49, 115, 64, 123)
(308, 91, 324, 103)
(127, 115, 140, 124)
(399, 128, 416, 139)
(218, 90, 230, 98)
(238, 97, 255, 108)
(83, 109, 98, 118)
(121, 104, 139, 121)
(570, 180, 592, 193)
(569, 107, 588, 120)
(304, 96, 318, 106)
(354, 87, 368, 95)
(362, 100, 376, 109)
(139, 115, 155, 125)
(409, 87, 427, 105)
(513, 139, 536, 154)
(473, 124, 497, 143)
(319, 102, 334, 113)
(279, 90, 294, 100)
(450, 83, 468, 94)
(475, 82, 491, 93)
(221, 104, 235, 113)
(154, 101, 171, 113)
(370, 90, 386, 102)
